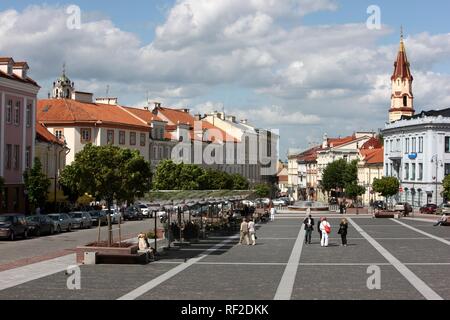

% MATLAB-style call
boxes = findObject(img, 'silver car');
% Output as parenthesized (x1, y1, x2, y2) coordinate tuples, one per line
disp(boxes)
(69, 212, 93, 229)
(48, 213, 73, 233)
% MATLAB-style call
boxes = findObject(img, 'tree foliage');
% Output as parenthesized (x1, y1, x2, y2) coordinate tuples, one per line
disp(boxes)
(23, 158, 51, 208)
(442, 175, 450, 202)
(322, 159, 359, 193)
(345, 183, 366, 201)
(372, 177, 400, 198)
(153, 160, 249, 191)
(254, 183, 271, 198)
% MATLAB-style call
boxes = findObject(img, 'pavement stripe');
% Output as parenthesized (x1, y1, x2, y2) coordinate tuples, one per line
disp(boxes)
(274, 227, 306, 300)
(348, 218, 443, 301)
(154, 261, 450, 266)
(117, 235, 239, 300)
(0, 254, 76, 291)
(390, 219, 450, 246)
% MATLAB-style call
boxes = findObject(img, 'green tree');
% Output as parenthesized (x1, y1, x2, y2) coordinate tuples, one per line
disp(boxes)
(345, 183, 366, 214)
(442, 175, 450, 202)
(153, 160, 181, 190)
(231, 174, 249, 190)
(372, 177, 400, 208)
(23, 158, 51, 210)
(59, 144, 152, 246)
(254, 183, 271, 198)
(321, 159, 350, 194)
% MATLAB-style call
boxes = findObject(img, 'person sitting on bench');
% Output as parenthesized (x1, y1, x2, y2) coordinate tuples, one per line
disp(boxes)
(434, 214, 448, 227)
(138, 233, 155, 260)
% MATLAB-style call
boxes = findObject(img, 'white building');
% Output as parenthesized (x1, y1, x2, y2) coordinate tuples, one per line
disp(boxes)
(382, 33, 450, 206)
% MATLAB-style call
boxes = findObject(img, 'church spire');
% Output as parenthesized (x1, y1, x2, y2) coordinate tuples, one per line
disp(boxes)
(389, 27, 415, 123)
(391, 27, 413, 81)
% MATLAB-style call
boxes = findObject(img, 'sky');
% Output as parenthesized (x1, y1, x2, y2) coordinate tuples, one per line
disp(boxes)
(1, 0, 450, 160)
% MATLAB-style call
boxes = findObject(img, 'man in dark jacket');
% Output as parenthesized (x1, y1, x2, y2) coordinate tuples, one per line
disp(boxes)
(303, 215, 314, 245)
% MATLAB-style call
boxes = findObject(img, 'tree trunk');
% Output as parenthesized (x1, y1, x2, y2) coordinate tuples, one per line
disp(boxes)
(107, 201, 113, 247)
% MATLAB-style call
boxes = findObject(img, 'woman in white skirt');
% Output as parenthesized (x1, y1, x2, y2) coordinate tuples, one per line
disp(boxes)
(248, 218, 257, 246)
(319, 218, 331, 247)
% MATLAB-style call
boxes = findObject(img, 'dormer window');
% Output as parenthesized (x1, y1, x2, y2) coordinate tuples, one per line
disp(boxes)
(403, 96, 407, 107)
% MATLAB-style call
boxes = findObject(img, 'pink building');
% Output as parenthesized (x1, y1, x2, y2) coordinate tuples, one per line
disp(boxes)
(0, 57, 40, 214)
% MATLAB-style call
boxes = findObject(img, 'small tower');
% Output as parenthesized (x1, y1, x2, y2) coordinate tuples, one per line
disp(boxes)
(389, 28, 414, 123)
(52, 64, 74, 99)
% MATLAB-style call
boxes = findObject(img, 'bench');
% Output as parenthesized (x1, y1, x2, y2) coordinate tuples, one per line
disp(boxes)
(374, 211, 395, 219)
(95, 252, 149, 265)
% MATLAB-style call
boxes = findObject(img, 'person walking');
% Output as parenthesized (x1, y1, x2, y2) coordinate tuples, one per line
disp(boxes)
(318, 217, 323, 241)
(248, 218, 257, 246)
(338, 218, 349, 246)
(319, 218, 331, 247)
(270, 205, 276, 222)
(303, 214, 314, 245)
(239, 218, 250, 245)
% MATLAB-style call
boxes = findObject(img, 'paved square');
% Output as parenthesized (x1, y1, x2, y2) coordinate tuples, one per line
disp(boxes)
(1, 216, 449, 300)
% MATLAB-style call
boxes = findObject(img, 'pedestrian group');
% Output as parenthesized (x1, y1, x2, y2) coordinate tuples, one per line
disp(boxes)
(304, 215, 349, 247)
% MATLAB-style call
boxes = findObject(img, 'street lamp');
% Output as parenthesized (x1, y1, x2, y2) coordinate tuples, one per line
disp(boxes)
(431, 155, 444, 205)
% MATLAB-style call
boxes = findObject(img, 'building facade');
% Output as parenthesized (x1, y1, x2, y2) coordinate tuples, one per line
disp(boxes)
(0, 57, 40, 214)
(358, 146, 384, 206)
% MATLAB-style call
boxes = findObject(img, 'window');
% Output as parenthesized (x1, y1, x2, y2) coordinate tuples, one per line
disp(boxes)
(411, 163, 416, 181)
(446, 164, 450, 177)
(1, 188, 7, 210)
(119, 131, 125, 145)
(405, 138, 410, 154)
(80, 128, 91, 143)
(140, 133, 146, 147)
(14, 101, 20, 125)
(6, 100, 12, 124)
(446, 137, 450, 153)
(130, 132, 136, 145)
(107, 130, 114, 144)
(5, 144, 12, 169)
(403, 96, 408, 107)
(13, 145, 20, 170)
(25, 147, 31, 169)
(26, 103, 32, 127)
(385, 141, 389, 154)
(55, 130, 63, 140)
(412, 138, 417, 153)
(419, 163, 423, 181)
(404, 163, 409, 180)
(396, 139, 401, 152)
(419, 137, 423, 153)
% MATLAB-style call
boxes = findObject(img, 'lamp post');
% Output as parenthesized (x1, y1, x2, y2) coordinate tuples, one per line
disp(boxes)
(431, 155, 443, 205)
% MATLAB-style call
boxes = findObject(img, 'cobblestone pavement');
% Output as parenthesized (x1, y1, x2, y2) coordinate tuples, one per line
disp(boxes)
(0, 215, 449, 300)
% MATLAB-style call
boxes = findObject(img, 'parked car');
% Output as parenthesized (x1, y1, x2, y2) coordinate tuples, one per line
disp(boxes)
(69, 212, 93, 229)
(26, 215, 55, 236)
(123, 206, 144, 221)
(136, 204, 151, 218)
(272, 199, 287, 206)
(372, 201, 387, 210)
(394, 202, 413, 214)
(242, 200, 256, 207)
(48, 213, 73, 233)
(102, 209, 122, 224)
(147, 204, 163, 218)
(436, 203, 450, 215)
(0, 214, 28, 240)
(420, 204, 438, 214)
(89, 211, 108, 226)
(279, 197, 294, 205)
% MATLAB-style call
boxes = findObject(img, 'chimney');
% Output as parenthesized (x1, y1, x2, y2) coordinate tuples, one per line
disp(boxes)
(12, 62, 29, 78)
(154, 102, 161, 109)
(0, 57, 14, 75)
(73, 91, 94, 103)
(226, 115, 236, 123)
(194, 114, 202, 121)
(240, 119, 248, 125)
(95, 97, 118, 105)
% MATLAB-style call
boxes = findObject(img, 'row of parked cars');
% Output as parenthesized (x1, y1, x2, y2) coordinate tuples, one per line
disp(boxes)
(0, 207, 134, 241)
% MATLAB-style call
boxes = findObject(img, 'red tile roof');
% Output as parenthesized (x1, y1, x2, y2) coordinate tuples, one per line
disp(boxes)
(297, 146, 322, 162)
(121, 106, 163, 123)
(391, 39, 413, 81)
(37, 99, 150, 130)
(328, 135, 356, 148)
(361, 137, 382, 150)
(0, 70, 39, 87)
(36, 122, 64, 145)
(360, 148, 384, 165)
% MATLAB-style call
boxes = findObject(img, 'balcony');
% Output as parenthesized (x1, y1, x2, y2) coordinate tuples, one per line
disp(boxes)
(388, 151, 403, 160)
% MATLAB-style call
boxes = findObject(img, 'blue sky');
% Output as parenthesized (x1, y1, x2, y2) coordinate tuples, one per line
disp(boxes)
(1, 0, 450, 158)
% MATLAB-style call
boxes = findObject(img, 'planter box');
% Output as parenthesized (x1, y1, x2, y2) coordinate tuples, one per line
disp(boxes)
(374, 211, 395, 219)
(76, 243, 138, 264)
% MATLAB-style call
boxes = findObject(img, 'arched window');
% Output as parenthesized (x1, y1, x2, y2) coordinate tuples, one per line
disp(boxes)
(403, 96, 408, 107)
